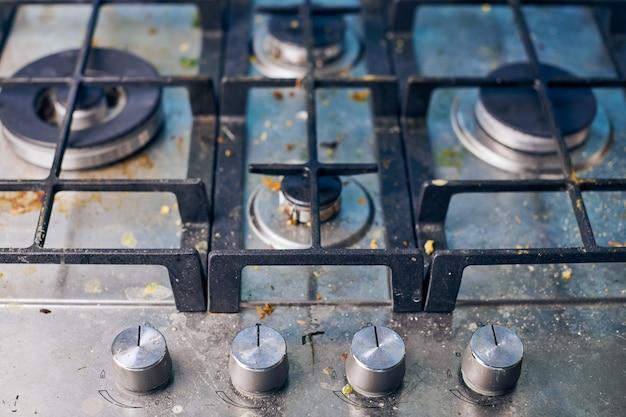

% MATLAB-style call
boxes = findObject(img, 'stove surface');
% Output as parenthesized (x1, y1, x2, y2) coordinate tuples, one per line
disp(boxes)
(0, 1, 624, 417)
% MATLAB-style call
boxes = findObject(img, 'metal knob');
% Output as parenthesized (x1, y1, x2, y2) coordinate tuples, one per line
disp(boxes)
(461, 324, 524, 396)
(229, 324, 289, 396)
(111, 324, 172, 393)
(345, 326, 406, 397)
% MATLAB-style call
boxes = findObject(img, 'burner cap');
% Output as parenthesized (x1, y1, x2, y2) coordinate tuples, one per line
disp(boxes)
(54, 85, 107, 111)
(267, 14, 346, 49)
(281, 174, 342, 208)
(0, 48, 163, 170)
(477, 63, 596, 153)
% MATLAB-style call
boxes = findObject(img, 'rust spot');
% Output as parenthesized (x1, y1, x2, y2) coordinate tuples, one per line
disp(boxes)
(0, 191, 44, 215)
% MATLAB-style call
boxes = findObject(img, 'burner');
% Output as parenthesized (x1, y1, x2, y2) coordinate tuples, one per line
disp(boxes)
(252, 14, 361, 78)
(248, 176, 373, 249)
(451, 63, 612, 176)
(279, 174, 342, 224)
(0, 48, 163, 170)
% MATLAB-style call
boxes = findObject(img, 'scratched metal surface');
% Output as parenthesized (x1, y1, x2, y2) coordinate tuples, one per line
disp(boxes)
(0, 3, 625, 417)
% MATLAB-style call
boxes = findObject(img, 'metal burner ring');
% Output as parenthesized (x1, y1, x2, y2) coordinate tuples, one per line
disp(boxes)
(248, 178, 374, 249)
(452, 90, 612, 177)
(251, 17, 361, 78)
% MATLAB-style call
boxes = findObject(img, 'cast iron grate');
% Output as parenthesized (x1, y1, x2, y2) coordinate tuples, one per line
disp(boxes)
(0, 0, 222, 312)
(208, 0, 423, 313)
(388, 0, 626, 311)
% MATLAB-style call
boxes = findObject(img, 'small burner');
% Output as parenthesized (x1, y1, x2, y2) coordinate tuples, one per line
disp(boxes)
(451, 62, 612, 176)
(476, 63, 596, 153)
(252, 14, 361, 78)
(248, 176, 373, 249)
(0, 48, 163, 170)
(279, 174, 342, 224)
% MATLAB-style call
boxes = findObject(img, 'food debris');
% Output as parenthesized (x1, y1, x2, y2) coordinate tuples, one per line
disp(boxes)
(315, 293, 323, 301)
(284, 143, 295, 152)
(424, 239, 435, 256)
(340, 351, 349, 361)
(296, 319, 306, 326)
(120, 232, 138, 248)
(0, 191, 44, 215)
(135, 154, 155, 169)
(481, 3, 492, 13)
(435, 147, 463, 170)
(285, 119, 294, 128)
(320, 141, 339, 150)
(160, 205, 171, 215)
(272, 90, 284, 100)
(296, 111, 308, 120)
(357, 196, 367, 205)
(256, 303, 274, 319)
(179, 57, 198, 69)
(39, 308, 52, 314)
(224, 149, 233, 157)
(178, 42, 190, 53)
(261, 176, 282, 192)
(341, 384, 353, 396)
(608, 240, 626, 247)
(561, 269, 573, 282)
(382, 159, 391, 170)
(259, 132, 268, 142)
(369, 239, 379, 249)
(195, 240, 208, 253)
(289, 19, 299, 29)
(432, 179, 448, 186)
(322, 367, 334, 376)
(350, 90, 370, 102)
(84, 279, 103, 294)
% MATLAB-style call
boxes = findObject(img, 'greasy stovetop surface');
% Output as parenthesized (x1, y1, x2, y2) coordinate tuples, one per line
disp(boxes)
(0, 2, 625, 417)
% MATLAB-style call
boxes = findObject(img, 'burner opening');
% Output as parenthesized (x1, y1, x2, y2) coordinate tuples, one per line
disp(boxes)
(279, 174, 342, 224)
(476, 63, 597, 154)
(36, 85, 127, 131)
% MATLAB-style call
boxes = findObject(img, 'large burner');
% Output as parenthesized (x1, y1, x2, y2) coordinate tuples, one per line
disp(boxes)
(252, 14, 361, 78)
(0, 48, 163, 170)
(452, 62, 611, 176)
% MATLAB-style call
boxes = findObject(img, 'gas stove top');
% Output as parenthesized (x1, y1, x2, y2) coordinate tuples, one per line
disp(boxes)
(0, 1, 624, 416)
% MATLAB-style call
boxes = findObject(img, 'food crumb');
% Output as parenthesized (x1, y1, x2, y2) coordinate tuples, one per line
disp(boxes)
(160, 205, 170, 215)
(432, 179, 448, 187)
(120, 232, 138, 248)
(272, 90, 284, 100)
(322, 367, 333, 376)
(341, 384, 353, 396)
(481, 3, 492, 13)
(369, 239, 379, 249)
(424, 239, 435, 256)
(608, 240, 626, 248)
(285, 143, 295, 152)
(357, 196, 367, 205)
(39, 308, 52, 314)
(256, 303, 274, 319)
(296, 319, 306, 326)
(340, 351, 349, 361)
(561, 269, 573, 282)
(350, 90, 370, 102)
(261, 176, 282, 192)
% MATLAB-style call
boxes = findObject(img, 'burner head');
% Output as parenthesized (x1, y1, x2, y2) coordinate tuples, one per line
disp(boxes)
(0, 48, 163, 170)
(252, 14, 361, 78)
(279, 174, 342, 224)
(476, 63, 597, 153)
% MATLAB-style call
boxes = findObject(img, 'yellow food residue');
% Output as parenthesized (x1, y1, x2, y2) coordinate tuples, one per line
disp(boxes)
(424, 239, 435, 256)
(341, 384, 353, 396)
(561, 269, 573, 282)
(121, 232, 138, 248)
(369, 239, 379, 250)
(350, 90, 370, 102)
(261, 176, 282, 192)
(256, 303, 274, 319)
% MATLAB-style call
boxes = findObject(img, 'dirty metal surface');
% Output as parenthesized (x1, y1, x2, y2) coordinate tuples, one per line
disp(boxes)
(0, 3, 624, 417)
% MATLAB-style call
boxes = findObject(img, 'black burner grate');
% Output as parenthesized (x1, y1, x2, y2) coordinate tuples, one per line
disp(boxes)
(0, 0, 223, 312)
(389, 0, 626, 311)
(209, 0, 422, 313)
